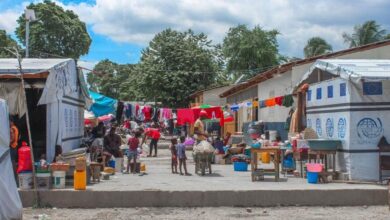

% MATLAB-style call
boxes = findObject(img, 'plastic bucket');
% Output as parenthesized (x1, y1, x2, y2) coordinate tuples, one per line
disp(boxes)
(233, 162, 248, 171)
(108, 160, 115, 168)
(261, 152, 271, 164)
(19, 171, 33, 190)
(36, 172, 51, 190)
(306, 163, 323, 172)
(52, 171, 66, 189)
(307, 172, 318, 184)
(115, 158, 123, 173)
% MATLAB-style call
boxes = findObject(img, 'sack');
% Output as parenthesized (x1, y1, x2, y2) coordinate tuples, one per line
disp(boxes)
(193, 140, 214, 153)
(141, 143, 149, 155)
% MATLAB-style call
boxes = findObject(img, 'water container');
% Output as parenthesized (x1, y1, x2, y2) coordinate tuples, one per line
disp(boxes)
(17, 142, 32, 173)
(52, 171, 66, 189)
(18, 171, 33, 190)
(140, 163, 146, 172)
(108, 160, 115, 169)
(233, 162, 248, 171)
(74, 170, 86, 190)
(261, 152, 271, 164)
(36, 172, 51, 190)
(307, 172, 318, 184)
(115, 158, 123, 173)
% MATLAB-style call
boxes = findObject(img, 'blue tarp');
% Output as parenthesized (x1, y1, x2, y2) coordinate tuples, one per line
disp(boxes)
(89, 90, 117, 117)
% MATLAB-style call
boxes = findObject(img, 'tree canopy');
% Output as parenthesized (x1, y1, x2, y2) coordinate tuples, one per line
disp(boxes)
(222, 25, 280, 80)
(15, 0, 91, 58)
(133, 29, 221, 107)
(303, 37, 333, 58)
(342, 20, 387, 48)
(0, 30, 20, 58)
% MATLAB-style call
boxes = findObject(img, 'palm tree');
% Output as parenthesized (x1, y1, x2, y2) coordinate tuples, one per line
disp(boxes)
(303, 37, 333, 58)
(343, 20, 387, 48)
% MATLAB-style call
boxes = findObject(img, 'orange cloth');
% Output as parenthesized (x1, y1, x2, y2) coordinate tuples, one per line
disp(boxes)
(252, 101, 259, 107)
(10, 125, 19, 149)
(265, 98, 276, 107)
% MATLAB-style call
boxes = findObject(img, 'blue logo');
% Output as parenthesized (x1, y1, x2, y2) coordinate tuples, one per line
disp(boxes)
(337, 118, 346, 138)
(357, 118, 383, 139)
(316, 118, 322, 136)
(326, 118, 334, 137)
(307, 119, 312, 128)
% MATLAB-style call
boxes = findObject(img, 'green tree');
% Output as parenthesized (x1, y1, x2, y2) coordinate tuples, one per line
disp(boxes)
(15, 0, 91, 58)
(0, 30, 21, 58)
(342, 20, 387, 48)
(222, 25, 280, 80)
(303, 37, 333, 58)
(87, 59, 137, 100)
(385, 34, 390, 40)
(134, 29, 221, 107)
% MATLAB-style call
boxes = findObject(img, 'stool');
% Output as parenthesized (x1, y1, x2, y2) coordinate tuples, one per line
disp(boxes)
(90, 162, 103, 183)
(253, 169, 264, 181)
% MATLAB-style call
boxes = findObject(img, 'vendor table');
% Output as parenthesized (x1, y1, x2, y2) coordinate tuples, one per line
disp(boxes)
(251, 147, 280, 182)
(308, 150, 336, 175)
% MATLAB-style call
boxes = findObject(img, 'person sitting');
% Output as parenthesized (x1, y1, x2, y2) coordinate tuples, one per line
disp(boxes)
(103, 126, 123, 166)
(92, 122, 106, 138)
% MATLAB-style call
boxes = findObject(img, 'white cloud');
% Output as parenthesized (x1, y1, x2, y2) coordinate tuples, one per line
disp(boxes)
(0, 9, 20, 33)
(1, 0, 390, 58)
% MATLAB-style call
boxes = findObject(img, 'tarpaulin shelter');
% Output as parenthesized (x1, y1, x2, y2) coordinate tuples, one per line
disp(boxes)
(295, 59, 390, 181)
(88, 90, 117, 117)
(0, 58, 90, 162)
(0, 99, 23, 220)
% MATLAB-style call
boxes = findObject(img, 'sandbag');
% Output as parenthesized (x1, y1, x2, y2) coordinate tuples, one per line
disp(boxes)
(193, 140, 214, 153)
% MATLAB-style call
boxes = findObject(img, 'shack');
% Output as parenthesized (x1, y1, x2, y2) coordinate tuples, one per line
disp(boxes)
(295, 59, 390, 181)
(0, 59, 90, 162)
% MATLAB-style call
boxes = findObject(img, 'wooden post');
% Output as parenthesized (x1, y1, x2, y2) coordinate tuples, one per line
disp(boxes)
(15, 49, 40, 206)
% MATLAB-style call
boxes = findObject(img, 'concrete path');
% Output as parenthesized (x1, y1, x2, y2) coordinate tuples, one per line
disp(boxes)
(20, 149, 388, 208)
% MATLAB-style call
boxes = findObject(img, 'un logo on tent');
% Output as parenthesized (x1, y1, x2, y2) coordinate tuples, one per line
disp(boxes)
(326, 118, 334, 138)
(337, 118, 346, 139)
(357, 118, 383, 139)
(316, 118, 322, 136)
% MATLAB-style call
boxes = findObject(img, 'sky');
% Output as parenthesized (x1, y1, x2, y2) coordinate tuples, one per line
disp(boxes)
(1, 0, 390, 69)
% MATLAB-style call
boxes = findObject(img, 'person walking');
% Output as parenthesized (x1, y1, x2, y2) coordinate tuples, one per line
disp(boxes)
(143, 123, 161, 157)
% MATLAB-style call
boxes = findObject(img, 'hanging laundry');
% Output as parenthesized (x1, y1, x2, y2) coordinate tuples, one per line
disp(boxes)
(282, 94, 294, 107)
(265, 98, 276, 107)
(135, 104, 140, 117)
(177, 108, 195, 125)
(259, 100, 266, 108)
(162, 108, 173, 120)
(143, 105, 152, 121)
(275, 96, 284, 106)
(152, 107, 159, 122)
(116, 101, 124, 123)
(246, 102, 252, 107)
(230, 104, 239, 112)
(192, 107, 224, 126)
(125, 103, 132, 119)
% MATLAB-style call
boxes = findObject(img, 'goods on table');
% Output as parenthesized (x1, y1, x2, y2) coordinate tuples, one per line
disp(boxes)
(193, 140, 214, 153)
(74, 170, 86, 190)
(50, 163, 70, 172)
(231, 154, 250, 163)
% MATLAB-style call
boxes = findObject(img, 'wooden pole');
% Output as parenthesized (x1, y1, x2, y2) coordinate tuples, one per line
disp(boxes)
(14, 48, 40, 206)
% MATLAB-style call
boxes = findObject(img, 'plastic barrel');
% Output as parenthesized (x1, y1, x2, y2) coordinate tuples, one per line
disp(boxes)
(18, 171, 33, 190)
(74, 170, 87, 190)
(307, 172, 318, 184)
(261, 152, 271, 164)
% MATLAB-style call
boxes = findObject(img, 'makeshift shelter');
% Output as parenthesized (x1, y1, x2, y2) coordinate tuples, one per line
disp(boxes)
(0, 99, 23, 220)
(89, 90, 117, 117)
(0, 59, 90, 162)
(295, 59, 390, 181)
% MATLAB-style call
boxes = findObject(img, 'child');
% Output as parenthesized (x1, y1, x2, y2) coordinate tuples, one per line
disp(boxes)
(177, 136, 190, 175)
(127, 131, 141, 174)
(170, 138, 178, 174)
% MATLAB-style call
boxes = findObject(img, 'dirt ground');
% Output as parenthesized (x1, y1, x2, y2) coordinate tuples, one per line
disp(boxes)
(23, 206, 390, 220)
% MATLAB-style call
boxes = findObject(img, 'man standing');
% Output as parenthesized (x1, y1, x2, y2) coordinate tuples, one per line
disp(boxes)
(194, 110, 208, 143)
(143, 123, 161, 157)
(103, 126, 123, 165)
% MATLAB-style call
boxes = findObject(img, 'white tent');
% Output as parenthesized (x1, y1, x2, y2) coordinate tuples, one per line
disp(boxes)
(0, 99, 23, 220)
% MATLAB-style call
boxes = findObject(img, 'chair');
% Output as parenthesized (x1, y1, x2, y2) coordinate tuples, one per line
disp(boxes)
(378, 136, 390, 182)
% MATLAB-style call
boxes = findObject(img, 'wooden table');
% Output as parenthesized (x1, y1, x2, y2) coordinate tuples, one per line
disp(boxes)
(251, 147, 280, 182)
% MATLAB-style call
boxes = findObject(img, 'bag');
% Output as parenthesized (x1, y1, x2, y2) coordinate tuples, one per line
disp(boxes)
(193, 140, 214, 153)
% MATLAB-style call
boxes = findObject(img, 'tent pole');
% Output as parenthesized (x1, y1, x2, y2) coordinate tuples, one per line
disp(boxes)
(15, 48, 40, 206)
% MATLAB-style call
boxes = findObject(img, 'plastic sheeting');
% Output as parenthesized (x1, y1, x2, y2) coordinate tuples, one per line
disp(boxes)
(0, 82, 27, 116)
(89, 90, 117, 117)
(0, 99, 23, 220)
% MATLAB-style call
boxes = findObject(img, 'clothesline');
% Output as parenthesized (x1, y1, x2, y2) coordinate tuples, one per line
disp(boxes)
(228, 94, 294, 112)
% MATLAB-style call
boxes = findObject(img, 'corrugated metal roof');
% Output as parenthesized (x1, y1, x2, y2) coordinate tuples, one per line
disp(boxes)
(0, 58, 72, 74)
(297, 59, 390, 87)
